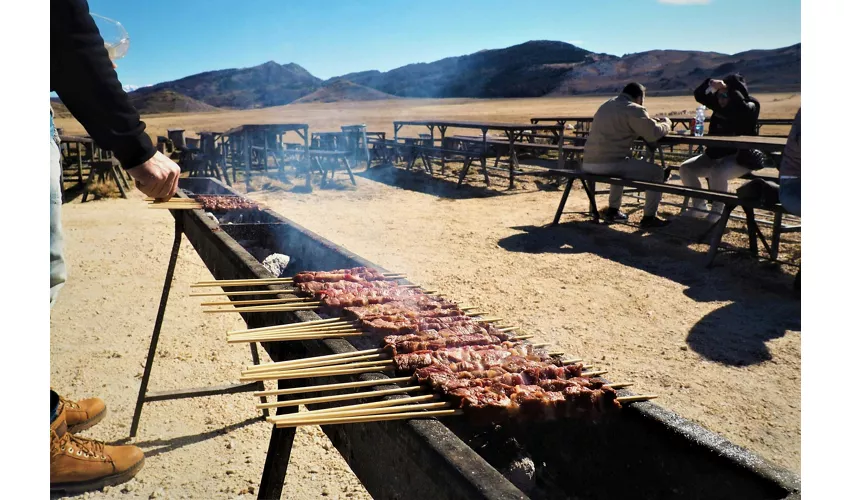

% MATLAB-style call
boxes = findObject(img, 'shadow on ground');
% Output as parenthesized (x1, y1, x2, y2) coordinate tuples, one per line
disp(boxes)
(358, 164, 526, 200)
(498, 222, 800, 366)
(113, 416, 265, 459)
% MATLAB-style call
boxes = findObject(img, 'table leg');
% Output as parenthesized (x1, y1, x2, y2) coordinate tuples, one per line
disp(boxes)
(705, 205, 735, 267)
(770, 211, 783, 261)
(551, 177, 574, 226)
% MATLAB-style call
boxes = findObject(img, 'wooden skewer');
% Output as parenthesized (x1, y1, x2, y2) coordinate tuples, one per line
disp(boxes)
(244, 353, 387, 374)
(532, 343, 551, 348)
(616, 395, 658, 403)
(274, 401, 452, 424)
(581, 370, 608, 377)
(264, 359, 393, 376)
(241, 364, 391, 382)
(256, 385, 423, 410)
(548, 351, 565, 356)
(606, 383, 634, 389)
(300, 394, 436, 417)
(193, 273, 407, 287)
(253, 376, 412, 397)
(274, 409, 461, 429)
(228, 319, 350, 335)
(229, 328, 363, 342)
(513, 334, 533, 340)
(205, 304, 320, 314)
(227, 331, 363, 344)
(266, 394, 437, 422)
(148, 205, 201, 210)
(229, 325, 362, 339)
(190, 289, 296, 297)
(221, 300, 322, 310)
(559, 358, 582, 365)
(201, 297, 310, 307)
(245, 349, 385, 373)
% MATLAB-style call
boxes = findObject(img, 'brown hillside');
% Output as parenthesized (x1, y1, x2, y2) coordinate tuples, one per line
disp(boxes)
(292, 80, 397, 104)
(128, 90, 220, 114)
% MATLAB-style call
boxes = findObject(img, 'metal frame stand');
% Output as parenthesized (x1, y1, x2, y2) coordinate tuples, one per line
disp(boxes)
(129, 217, 268, 438)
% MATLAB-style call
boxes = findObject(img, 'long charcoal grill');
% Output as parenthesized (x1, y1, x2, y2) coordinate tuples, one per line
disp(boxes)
(161, 177, 800, 500)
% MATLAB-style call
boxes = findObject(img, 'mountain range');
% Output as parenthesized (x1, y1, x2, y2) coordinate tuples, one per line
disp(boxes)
(76, 40, 802, 114)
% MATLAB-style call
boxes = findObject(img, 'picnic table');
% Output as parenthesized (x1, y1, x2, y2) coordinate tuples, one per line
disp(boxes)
(59, 135, 128, 200)
(393, 120, 565, 189)
(223, 124, 310, 190)
(532, 116, 795, 135)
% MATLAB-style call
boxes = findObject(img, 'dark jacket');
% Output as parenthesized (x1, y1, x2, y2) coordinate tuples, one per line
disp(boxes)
(694, 74, 760, 159)
(50, 0, 156, 168)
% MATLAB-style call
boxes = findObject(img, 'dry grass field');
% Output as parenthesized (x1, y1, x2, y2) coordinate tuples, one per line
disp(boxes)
(51, 95, 801, 499)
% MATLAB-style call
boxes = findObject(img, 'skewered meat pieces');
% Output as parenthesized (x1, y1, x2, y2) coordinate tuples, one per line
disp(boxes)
(293, 267, 386, 284)
(193, 195, 258, 211)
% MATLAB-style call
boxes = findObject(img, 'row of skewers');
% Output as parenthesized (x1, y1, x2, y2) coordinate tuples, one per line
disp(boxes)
(192, 267, 657, 428)
(145, 194, 259, 211)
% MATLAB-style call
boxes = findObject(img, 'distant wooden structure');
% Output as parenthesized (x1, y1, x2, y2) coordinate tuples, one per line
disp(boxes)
(59, 135, 127, 200)
(223, 124, 310, 190)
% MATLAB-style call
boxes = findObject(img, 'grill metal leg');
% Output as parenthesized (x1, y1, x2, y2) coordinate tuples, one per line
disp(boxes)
(130, 219, 183, 438)
(257, 379, 298, 499)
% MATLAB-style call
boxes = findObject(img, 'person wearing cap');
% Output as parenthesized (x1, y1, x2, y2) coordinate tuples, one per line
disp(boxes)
(582, 82, 673, 228)
(50, 0, 181, 494)
(679, 74, 762, 222)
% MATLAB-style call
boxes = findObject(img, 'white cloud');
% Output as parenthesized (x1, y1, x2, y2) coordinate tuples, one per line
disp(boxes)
(658, 0, 711, 5)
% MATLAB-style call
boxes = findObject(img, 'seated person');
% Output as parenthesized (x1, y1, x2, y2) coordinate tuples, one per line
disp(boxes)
(582, 82, 673, 228)
(779, 109, 801, 216)
(680, 74, 762, 221)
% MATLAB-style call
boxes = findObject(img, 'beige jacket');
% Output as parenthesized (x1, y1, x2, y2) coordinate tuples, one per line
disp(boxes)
(582, 94, 671, 165)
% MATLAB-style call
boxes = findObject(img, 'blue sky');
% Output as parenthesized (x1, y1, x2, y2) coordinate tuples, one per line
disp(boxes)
(86, 0, 801, 89)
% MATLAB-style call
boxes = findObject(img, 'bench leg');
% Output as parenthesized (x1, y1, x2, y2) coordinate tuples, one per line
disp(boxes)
(343, 158, 356, 185)
(457, 157, 473, 188)
(480, 154, 490, 186)
(580, 179, 600, 223)
(551, 177, 575, 226)
(705, 205, 735, 267)
(743, 207, 759, 257)
(770, 211, 783, 261)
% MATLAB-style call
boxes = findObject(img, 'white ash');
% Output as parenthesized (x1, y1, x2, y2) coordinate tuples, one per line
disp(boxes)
(502, 455, 536, 492)
(262, 254, 291, 277)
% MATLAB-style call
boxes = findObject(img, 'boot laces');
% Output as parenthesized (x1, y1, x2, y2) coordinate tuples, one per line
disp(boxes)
(58, 395, 80, 410)
(52, 430, 107, 460)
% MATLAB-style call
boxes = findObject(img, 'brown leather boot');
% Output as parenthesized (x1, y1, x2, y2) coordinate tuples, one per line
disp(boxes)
(50, 406, 145, 495)
(57, 393, 107, 433)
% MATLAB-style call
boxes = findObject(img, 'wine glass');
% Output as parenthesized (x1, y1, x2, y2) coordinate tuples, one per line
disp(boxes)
(91, 13, 130, 60)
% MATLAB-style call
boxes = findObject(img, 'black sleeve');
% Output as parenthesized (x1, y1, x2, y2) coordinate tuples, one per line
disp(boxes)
(694, 78, 716, 110)
(50, 0, 156, 168)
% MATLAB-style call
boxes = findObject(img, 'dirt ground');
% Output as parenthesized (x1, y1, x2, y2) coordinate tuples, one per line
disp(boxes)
(52, 96, 800, 498)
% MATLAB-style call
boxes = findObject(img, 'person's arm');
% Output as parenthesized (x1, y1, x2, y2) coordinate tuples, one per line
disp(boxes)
(629, 106, 671, 143)
(694, 78, 715, 108)
(51, 0, 154, 168)
(51, 0, 179, 198)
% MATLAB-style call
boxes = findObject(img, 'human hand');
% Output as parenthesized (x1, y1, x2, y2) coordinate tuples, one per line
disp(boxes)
(709, 79, 727, 91)
(126, 151, 181, 199)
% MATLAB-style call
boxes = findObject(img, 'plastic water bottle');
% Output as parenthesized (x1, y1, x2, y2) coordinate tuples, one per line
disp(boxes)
(694, 106, 706, 136)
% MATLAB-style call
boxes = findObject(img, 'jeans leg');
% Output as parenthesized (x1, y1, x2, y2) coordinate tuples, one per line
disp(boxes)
(50, 137, 66, 308)
(780, 178, 801, 216)
(625, 159, 665, 217)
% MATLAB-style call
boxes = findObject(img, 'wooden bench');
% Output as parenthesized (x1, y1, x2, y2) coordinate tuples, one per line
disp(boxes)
(549, 169, 798, 267)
